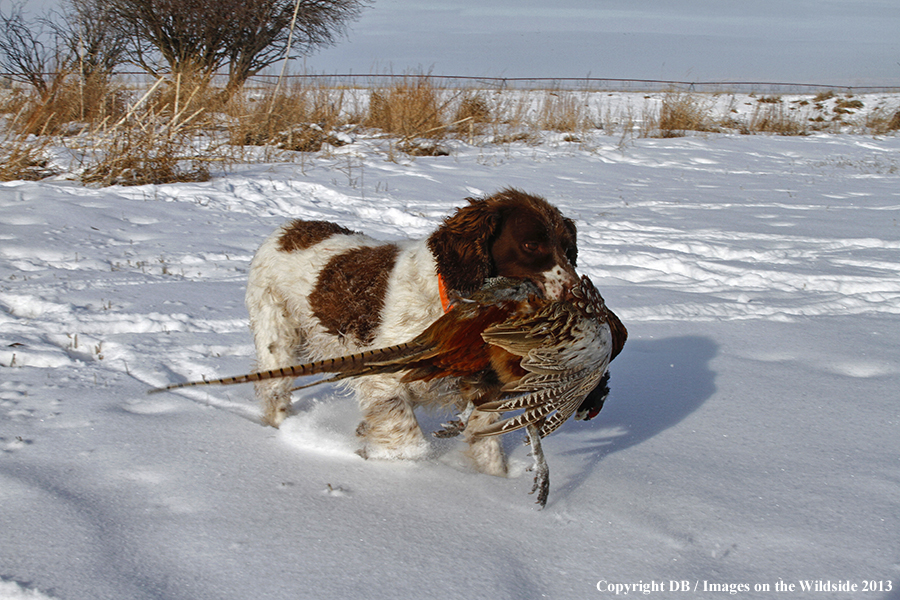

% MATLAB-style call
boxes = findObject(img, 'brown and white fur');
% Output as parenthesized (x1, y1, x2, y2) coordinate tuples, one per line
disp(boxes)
(244, 188, 579, 475)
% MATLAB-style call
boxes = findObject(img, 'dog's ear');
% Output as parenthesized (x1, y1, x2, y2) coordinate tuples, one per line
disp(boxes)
(428, 197, 502, 292)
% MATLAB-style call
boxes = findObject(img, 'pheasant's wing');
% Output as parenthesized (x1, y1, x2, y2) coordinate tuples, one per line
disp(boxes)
(476, 299, 613, 437)
(476, 275, 625, 437)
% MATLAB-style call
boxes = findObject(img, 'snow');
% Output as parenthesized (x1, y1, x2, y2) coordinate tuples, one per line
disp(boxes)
(2, 108, 900, 598)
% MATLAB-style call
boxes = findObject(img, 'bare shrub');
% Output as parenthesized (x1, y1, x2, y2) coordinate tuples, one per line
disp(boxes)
(63, 0, 129, 83)
(0, 5, 71, 100)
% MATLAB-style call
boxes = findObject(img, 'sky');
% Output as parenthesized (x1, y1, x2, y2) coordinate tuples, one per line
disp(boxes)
(303, 0, 900, 86)
(4, 0, 899, 86)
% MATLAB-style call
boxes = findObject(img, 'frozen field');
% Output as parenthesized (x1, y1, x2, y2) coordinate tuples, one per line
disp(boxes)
(1, 124, 899, 598)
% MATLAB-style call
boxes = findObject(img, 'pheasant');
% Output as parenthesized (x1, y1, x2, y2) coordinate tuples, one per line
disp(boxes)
(151, 275, 627, 507)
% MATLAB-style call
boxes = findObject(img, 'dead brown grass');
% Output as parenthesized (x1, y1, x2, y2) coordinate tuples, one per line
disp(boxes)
(79, 78, 213, 186)
(865, 108, 900, 135)
(453, 91, 492, 137)
(0, 129, 56, 181)
(1, 75, 898, 185)
(365, 77, 448, 140)
(652, 92, 718, 138)
(11, 74, 129, 136)
(228, 80, 352, 152)
(535, 90, 587, 132)
(747, 102, 809, 135)
(80, 121, 212, 186)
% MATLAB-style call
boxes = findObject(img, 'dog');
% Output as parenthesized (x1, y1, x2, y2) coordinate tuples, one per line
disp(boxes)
(155, 275, 627, 506)
(244, 188, 580, 475)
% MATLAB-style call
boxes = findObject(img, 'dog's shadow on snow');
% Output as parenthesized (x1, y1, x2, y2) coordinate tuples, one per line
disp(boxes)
(551, 335, 718, 501)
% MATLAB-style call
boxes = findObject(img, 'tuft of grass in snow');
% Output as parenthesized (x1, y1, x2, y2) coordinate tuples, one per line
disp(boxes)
(747, 101, 810, 135)
(651, 92, 720, 138)
(866, 107, 900, 134)
(452, 91, 493, 139)
(0, 110, 57, 181)
(0, 130, 56, 181)
(365, 75, 449, 141)
(228, 78, 356, 153)
(10, 72, 129, 137)
(79, 76, 214, 186)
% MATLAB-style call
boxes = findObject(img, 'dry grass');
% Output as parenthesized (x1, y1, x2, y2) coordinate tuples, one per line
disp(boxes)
(10, 74, 129, 136)
(1, 75, 898, 185)
(747, 102, 810, 135)
(865, 108, 900, 135)
(228, 80, 353, 153)
(365, 77, 449, 140)
(651, 92, 719, 138)
(79, 77, 214, 186)
(535, 90, 588, 132)
(452, 91, 492, 138)
(0, 128, 56, 181)
(80, 122, 212, 186)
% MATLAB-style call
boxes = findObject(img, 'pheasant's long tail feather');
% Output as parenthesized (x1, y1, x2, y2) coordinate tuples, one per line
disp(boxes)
(148, 341, 430, 394)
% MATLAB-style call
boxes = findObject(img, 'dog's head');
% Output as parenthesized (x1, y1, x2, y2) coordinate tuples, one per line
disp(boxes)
(428, 188, 579, 299)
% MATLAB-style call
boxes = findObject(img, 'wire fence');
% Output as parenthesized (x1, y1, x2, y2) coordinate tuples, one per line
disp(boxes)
(3, 71, 899, 94)
(243, 73, 900, 95)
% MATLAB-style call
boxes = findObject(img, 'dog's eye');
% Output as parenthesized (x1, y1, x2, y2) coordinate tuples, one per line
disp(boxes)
(523, 241, 540, 253)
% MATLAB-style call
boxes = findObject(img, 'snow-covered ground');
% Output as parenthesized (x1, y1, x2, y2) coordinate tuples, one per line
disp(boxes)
(2, 120, 900, 598)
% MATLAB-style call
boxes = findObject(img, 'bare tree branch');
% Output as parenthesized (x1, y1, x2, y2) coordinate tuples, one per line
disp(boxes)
(106, 0, 367, 97)
(62, 0, 130, 81)
(0, 3, 72, 98)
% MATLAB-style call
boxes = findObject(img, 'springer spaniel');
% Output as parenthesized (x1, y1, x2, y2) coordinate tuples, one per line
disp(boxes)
(245, 188, 579, 475)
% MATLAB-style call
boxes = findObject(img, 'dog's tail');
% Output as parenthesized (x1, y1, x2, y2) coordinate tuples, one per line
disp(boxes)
(148, 342, 425, 395)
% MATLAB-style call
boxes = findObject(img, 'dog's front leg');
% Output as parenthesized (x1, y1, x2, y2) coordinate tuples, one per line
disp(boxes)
(463, 410, 509, 477)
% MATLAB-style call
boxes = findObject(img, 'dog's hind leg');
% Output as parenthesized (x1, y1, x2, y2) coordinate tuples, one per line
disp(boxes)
(246, 282, 305, 428)
(354, 377, 429, 461)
